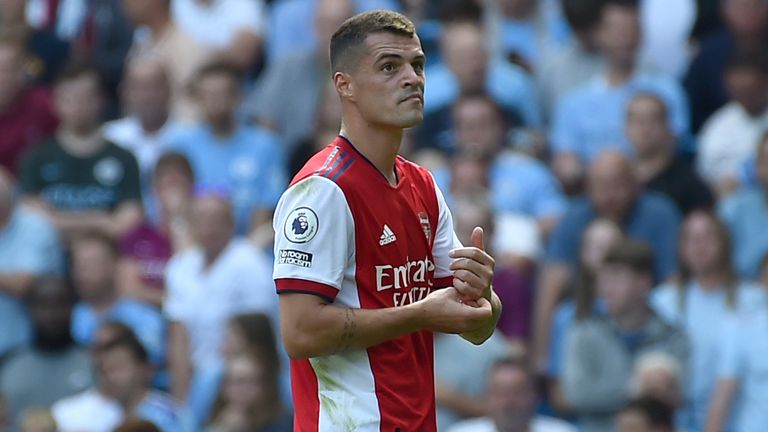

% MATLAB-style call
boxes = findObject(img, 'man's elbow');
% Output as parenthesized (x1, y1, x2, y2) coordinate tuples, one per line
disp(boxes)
(281, 326, 323, 360)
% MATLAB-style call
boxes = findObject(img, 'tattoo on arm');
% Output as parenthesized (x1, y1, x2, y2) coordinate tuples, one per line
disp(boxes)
(332, 308, 357, 354)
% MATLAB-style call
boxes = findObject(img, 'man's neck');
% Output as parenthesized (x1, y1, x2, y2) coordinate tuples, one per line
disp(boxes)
(613, 306, 650, 331)
(340, 119, 401, 185)
(88, 291, 117, 313)
(209, 118, 237, 139)
(57, 128, 105, 157)
(695, 271, 726, 291)
(140, 113, 169, 135)
(203, 242, 230, 268)
(605, 61, 635, 86)
(635, 147, 673, 184)
(124, 389, 149, 414)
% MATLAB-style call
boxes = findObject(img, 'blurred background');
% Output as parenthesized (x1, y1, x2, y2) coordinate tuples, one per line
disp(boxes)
(0, 0, 767, 431)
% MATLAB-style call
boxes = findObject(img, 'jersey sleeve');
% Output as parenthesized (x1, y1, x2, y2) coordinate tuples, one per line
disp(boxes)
(431, 176, 462, 288)
(272, 175, 353, 302)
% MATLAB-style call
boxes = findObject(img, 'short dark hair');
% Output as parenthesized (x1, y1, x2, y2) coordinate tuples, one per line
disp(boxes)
(330, 10, 416, 73)
(53, 61, 103, 91)
(71, 230, 120, 259)
(620, 397, 675, 429)
(628, 91, 669, 120)
(603, 239, 654, 276)
(114, 420, 161, 432)
(190, 61, 243, 96)
(436, 0, 483, 23)
(154, 152, 195, 184)
(100, 327, 149, 364)
(489, 357, 534, 387)
(726, 48, 768, 75)
(563, 0, 606, 32)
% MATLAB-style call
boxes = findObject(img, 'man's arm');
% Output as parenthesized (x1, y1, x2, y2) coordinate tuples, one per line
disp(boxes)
(706, 378, 738, 432)
(531, 263, 571, 371)
(279, 287, 493, 359)
(23, 198, 142, 238)
(168, 321, 193, 401)
(0, 274, 37, 298)
(460, 289, 502, 345)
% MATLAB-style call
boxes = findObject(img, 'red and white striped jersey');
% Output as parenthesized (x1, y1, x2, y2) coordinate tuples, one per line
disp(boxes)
(273, 135, 460, 432)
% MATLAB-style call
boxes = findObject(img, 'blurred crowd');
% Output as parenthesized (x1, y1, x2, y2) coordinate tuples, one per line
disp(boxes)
(0, 0, 767, 431)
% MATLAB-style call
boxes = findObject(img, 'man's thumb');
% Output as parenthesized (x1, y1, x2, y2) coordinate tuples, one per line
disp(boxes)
(471, 226, 485, 251)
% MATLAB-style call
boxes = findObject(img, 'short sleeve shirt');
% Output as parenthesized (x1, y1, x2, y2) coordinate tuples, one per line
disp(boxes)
(273, 136, 461, 432)
(20, 138, 142, 211)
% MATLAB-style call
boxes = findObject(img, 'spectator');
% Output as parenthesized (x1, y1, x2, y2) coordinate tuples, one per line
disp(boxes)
(532, 152, 681, 372)
(547, 219, 625, 415)
(424, 20, 541, 126)
(435, 330, 512, 430)
(53, 329, 186, 432)
(172, 0, 265, 72)
(627, 92, 714, 214)
(206, 351, 292, 432)
(718, 133, 768, 279)
(630, 352, 685, 416)
(0, 278, 91, 425)
(706, 259, 768, 432)
(114, 420, 160, 432)
(0, 39, 58, 173)
(562, 239, 688, 432)
(117, 152, 195, 308)
(684, 0, 768, 133)
(697, 49, 768, 196)
(69, 231, 166, 372)
(615, 398, 676, 432)
(550, 0, 689, 191)
(18, 408, 56, 432)
(103, 57, 182, 199)
(247, 0, 355, 154)
(121, 0, 211, 122)
(652, 211, 763, 431)
(165, 194, 277, 402)
(19, 63, 142, 240)
(0, 0, 70, 84)
(172, 63, 286, 236)
(0, 168, 60, 360)
(447, 358, 577, 432)
(536, 0, 605, 121)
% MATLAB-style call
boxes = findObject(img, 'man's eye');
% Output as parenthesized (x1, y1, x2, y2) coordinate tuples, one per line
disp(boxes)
(382, 63, 395, 72)
(413, 63, 424, 73)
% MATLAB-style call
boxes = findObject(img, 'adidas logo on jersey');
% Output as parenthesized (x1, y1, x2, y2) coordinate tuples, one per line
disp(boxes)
(379, 224, 397, 246)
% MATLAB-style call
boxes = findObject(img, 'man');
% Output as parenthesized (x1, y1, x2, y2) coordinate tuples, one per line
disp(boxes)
(615, 398, 676, 432)
(550, 0, 689, 191)
(0, 278, 92, 426)
(447, 358, 577, 432)
(562, 240, 688, 432)
(532, 151, 680, 372)
(165, 193, 276, 401)
(0, 168, 61, 359)
(172, 63, 286, 236)
(273, 10, 501, 431)
(697, 49, 768, 196)
(0, 39, 58, 173)
(248, 0, 355, 154)
(719, 134, 768, 279)
(53, 328, 185, 432)
(627, 92, 714, 214)
(19, 63, 143, 239)
(121, 0, 210, 122)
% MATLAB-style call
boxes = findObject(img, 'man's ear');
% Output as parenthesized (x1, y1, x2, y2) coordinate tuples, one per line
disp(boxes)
(334, 71, 355, 101)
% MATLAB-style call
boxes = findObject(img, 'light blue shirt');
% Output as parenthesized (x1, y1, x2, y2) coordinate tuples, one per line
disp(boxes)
(551, 72, 690, 162)
(718, 294, 768, 432)
(172, 124, 287, 234)
(652, 281, 764, 432)
(718, 188, 768, 280)
(424, 59, 541, 126)
(137, 390, 190, 432)
(0, 208, 61, 356)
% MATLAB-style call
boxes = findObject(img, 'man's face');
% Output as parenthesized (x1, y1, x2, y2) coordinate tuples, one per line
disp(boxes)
(71, 240, 116, 302)
(615, 410, 657, 432)
(191, 197, 234, 253)
(343, 32, 426, 130)
(597, 5, 640, 66)
(441, 23, 488, 93)
(54, 74, 103, 133)
(626, 96, 672, 157)
(196, 74, 239, 125)
(597, 264, 647, 318)
(725, 67, 768, 116)
(0, 45, 24, 111)
(587, 158, 637, 222)
(120, 0, 155, 25)
(487, 367, 536, 429)
(123, 62, 170, 123)
(29, 281, 74, 343)
(454, 99, 505, 156)
(154, 167, 193, 214)
(680, 213, 723, 276)
(724, 0, 768, 36)
(99, 346, 149, 403)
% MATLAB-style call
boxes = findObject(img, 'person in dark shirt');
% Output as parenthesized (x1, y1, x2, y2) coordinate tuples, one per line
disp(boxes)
(626, 92, 714, 214)
(19, 63, 142, 240)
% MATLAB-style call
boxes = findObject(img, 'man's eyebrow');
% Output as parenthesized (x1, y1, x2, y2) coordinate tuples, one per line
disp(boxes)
(374, 52, 426, 63)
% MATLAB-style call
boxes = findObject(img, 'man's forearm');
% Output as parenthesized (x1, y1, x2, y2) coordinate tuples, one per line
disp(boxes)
(461, 290, 502, 344)
(0, 274, 37, 298)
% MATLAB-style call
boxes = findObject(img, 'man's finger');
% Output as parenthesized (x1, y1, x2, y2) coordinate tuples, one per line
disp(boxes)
(471, 226, 485, 251)
(449, 247, 495, 267)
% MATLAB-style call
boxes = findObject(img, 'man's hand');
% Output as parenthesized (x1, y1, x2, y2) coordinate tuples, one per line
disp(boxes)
(417, 287, 493, 334)
(449, 227, 495, 302)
